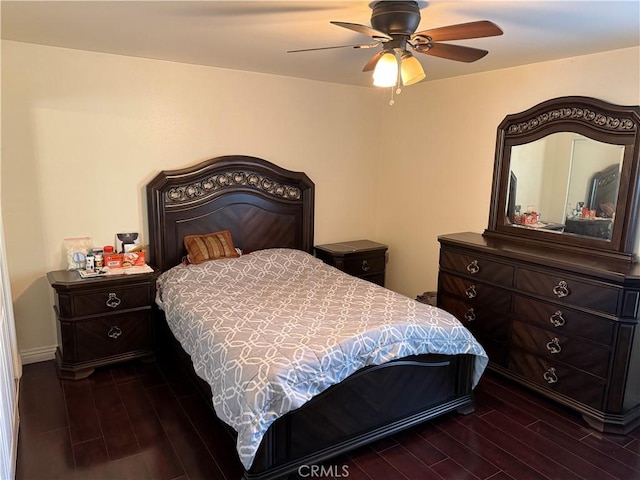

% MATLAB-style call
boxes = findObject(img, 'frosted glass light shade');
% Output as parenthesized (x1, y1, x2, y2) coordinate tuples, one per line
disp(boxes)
(372, 52, 398, 87)
(400, 53, 426, 86)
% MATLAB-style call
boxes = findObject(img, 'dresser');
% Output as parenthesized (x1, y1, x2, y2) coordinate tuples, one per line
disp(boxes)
(47, 270, 158, 379)
(438, 232, 640, 434)
(314, 240, 387, 287)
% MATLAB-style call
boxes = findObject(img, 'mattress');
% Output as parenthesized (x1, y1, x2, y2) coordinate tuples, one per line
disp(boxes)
(156, 248, 487, 469)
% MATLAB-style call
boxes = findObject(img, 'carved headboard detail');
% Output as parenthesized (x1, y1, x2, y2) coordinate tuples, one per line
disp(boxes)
(147, 155, 314, 271)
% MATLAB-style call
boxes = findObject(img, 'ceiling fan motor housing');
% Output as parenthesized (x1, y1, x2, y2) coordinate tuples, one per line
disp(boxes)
(287, 1, 502, 78)
(371, 1, 421, 36)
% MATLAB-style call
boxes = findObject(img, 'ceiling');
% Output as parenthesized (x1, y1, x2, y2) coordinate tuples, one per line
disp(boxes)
(2, 1, 639, 88)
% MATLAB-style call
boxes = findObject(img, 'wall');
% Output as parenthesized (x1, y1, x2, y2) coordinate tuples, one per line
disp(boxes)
(375, 47, 640, 298)
(2, 40, 640, 361)
(1, 41, 385, 361)
(510, 138, 546, 219)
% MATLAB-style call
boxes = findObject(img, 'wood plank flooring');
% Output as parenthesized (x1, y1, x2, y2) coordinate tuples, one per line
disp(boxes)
(15, 357, 640, 480)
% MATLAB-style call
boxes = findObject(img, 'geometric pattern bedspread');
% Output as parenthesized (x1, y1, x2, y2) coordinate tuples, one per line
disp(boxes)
(156, 248, 488, 469)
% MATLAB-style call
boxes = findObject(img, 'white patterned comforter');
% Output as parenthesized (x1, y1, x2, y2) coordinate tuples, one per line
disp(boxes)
(156, 248, 487, 469)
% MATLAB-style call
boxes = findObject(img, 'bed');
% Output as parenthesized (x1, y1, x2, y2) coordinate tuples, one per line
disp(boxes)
(146, 155, 488, 480)
(565, 163, 619, 239)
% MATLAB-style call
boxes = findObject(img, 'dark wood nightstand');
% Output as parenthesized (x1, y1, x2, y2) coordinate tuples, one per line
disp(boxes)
(314, 240, 388, 287)
(47, 269, 159, 379)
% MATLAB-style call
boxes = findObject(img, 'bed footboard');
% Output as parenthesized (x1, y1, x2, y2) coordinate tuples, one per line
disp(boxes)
(248, 354, 474, 479)
(156, 312, 475, 480)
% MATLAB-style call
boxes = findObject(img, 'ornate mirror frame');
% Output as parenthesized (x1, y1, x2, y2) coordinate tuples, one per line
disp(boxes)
(484, 96, 640, 261)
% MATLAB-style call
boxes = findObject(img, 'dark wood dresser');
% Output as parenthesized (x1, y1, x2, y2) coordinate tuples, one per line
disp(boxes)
(437, 232, 640, 433)
(314, 240, 387, 287)
(47, 269, 158, 379)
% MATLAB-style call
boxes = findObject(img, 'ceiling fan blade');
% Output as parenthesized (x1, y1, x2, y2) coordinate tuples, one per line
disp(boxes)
(362, 51, 385, 72)
(330, 21, 392, 41)
(415, 43, 489, 63)
(412, 20, 503, 42)
(288, 43, 379, 53)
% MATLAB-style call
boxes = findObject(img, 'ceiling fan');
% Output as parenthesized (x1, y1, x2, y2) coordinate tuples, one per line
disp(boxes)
(288, 1, 503, 88)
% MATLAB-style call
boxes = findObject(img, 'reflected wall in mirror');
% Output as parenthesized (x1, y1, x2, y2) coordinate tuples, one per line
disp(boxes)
(507, 132, 625, 241)
(485, 96, 640, 261)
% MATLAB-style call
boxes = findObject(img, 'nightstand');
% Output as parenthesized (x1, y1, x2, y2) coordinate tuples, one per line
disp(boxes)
(47, 269, 159, 379)
(314, 240, 388, 287)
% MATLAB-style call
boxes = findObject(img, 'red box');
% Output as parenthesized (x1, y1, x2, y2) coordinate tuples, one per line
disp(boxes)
(104, 253, 123, 268)
(122, 251, 146, 268)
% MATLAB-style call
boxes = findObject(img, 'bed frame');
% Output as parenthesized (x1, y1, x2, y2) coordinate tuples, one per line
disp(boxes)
(146, 155, 476, 480)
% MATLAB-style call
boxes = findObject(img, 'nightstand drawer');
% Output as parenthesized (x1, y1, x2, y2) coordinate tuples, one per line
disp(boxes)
(72, 311, 152, 363)
(66, 285, 151, 317)
(342, 254, 385, 276)
(48, 269, 158, 379)
(314, 240, 388, 287)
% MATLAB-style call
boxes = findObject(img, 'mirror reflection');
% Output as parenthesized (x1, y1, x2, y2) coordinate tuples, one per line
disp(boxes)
(505, 133, 625, 241)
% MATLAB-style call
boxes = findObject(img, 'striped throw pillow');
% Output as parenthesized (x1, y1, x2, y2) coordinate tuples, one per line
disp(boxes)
(184, 230, 239, 264)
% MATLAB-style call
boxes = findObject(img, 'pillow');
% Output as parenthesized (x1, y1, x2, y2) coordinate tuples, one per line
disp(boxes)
(600, 203, 616, 218)
(184, 230, 239, 264)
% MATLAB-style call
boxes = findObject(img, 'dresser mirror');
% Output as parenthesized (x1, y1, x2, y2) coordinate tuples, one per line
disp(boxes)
(485, 96, 640, 260)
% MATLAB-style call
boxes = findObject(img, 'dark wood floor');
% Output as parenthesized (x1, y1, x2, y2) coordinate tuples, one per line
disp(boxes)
(16, 356, 640, 480)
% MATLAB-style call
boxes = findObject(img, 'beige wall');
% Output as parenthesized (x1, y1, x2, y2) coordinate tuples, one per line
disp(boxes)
(2, 40, 639, 361)
(376, 47, 640, 298)
(1, 41, 387, 361)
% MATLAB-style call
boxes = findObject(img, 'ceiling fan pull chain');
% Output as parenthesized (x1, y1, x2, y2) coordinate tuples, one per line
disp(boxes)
(389, 54, 402, 106)
(396, 55, 403, 95)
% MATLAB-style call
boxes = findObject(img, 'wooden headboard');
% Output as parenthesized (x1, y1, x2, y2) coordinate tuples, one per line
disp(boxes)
(146, 155, 314, 271)
(587, 163, 620, 218)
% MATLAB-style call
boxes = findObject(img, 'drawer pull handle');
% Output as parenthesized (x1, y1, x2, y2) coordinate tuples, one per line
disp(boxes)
(466, 260, 480, 274)
(361, 260, 370, 272)
(543, 367, 558, 384)
(465, 285, 477, 299)
(552, 281, 570, 298)
(106, 293, 121, 309)
(108, 326, 122, 340)
(546, 337, 562, 354)
(464, 308, 476, 322)
(549, 311, 566, 327)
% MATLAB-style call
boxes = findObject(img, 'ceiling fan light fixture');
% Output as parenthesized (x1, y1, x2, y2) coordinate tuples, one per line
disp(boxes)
(400, 52, 426, 86)
(372, 52, 398, 87)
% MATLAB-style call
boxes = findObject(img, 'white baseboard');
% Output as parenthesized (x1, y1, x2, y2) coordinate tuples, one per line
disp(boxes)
(20, 345, 56, 365)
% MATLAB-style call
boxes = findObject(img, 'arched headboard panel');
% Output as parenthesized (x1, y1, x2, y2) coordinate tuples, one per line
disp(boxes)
(146, 155, 315, 271)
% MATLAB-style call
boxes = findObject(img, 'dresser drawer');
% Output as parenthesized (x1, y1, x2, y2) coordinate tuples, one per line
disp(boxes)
(58, 284, 151, 318)
(439, 273, 512, 311)
(439, 294, 510, 340)
(440, 249, 514, 287)
(72, 311, 152, 363)
(438, 231, 640, 433)
(511, 320, 610, 378)
(508, 350, 606, 409)
(513, 295, 615, 345)
(342, 253, 385, 276)
(515, 267, 619, 315)
(438, 294, 509, 366)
